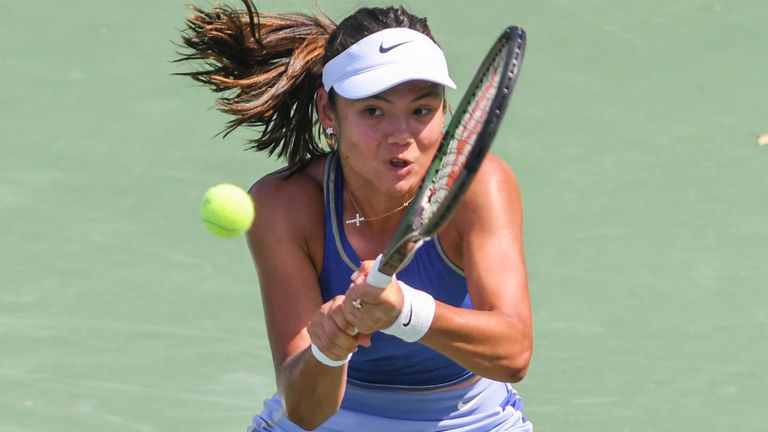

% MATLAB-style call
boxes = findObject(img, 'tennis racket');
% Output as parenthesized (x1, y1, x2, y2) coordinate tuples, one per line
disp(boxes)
(366, 26, 527, 288)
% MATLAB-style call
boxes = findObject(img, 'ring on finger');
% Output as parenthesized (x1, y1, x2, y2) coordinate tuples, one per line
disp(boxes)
(352, 298, 363, 309)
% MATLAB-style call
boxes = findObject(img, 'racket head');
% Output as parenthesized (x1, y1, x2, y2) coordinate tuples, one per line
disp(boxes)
(374, 26, 527, 278)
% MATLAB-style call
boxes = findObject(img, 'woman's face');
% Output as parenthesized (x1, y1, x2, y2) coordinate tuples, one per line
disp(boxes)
(321, 80, 446, 198)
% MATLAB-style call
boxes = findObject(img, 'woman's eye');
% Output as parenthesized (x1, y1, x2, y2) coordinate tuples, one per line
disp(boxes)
(364, 107, 383, 117)
(414, 107, 433, 116)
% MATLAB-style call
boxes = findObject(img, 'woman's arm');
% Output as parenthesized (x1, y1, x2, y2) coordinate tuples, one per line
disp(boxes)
(344, 154, 533, 382)
(246, 168, 362, 430)
(423, 154, 532, 382)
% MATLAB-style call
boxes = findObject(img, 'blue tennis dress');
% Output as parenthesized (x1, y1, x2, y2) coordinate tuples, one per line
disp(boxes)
(249, 153, 532, 431)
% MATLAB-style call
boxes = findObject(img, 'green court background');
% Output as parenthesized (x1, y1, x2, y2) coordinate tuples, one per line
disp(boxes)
(2, 1, 766, 431)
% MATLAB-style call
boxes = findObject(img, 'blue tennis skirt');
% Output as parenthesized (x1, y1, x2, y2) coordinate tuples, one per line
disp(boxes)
(248, 378, 532, 431)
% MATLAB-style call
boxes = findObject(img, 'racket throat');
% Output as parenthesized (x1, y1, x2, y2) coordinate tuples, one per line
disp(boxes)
(378, 237, 425, 276)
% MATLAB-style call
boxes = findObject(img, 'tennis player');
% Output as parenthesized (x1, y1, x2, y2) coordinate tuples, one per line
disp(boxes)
(179, 3, 533, 431)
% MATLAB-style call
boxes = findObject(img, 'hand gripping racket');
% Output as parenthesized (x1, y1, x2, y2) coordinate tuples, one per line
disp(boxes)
(366, 26, 527, 288)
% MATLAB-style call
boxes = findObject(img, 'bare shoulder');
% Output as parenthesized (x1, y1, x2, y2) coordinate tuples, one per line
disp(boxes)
(476, 152, 519, 189)
(460, 152, 522, 218)
(249, 158, 325, 214)
(439, 152, 522, 265)
(247, 157, 327, 264)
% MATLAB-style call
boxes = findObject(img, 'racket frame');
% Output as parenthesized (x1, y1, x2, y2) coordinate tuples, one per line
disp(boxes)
(368, 26, 527, 284)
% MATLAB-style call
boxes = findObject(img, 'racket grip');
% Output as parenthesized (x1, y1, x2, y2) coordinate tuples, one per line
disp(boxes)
(366, 254, 392, 289)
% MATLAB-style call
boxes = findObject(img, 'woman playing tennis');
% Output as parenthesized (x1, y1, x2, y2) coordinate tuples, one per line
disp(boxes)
(179, 2, 533, 430)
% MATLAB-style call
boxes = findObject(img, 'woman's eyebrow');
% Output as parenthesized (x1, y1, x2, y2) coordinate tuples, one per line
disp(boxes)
(366, 88, 443, 104)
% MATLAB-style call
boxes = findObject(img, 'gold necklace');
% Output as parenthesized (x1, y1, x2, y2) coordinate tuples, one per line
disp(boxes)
(345, 187, 415, 226)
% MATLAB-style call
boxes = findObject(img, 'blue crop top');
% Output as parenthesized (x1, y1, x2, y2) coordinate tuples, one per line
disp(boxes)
(318, 153, 475, 390)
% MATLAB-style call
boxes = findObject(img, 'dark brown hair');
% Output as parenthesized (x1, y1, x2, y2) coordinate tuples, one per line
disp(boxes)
(176, 1, 437, 171)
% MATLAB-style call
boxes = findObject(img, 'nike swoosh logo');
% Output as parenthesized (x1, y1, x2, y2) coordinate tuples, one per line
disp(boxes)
(379, 40, 412, 53)
(402, 306, 413, 327)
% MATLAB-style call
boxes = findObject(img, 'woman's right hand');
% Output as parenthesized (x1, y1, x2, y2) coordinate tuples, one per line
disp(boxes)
(307, 295, 372, 363)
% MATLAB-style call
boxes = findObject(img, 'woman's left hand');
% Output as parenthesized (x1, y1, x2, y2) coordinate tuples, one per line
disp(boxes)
(341, 260, 404, 335)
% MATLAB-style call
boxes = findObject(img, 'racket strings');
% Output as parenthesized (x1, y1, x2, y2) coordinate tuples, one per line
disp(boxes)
(415, 47, 508, 227)
(440, 53, 504, 184)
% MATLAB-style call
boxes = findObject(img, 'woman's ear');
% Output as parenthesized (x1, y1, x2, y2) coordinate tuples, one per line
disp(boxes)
(316, 87, 336, 130)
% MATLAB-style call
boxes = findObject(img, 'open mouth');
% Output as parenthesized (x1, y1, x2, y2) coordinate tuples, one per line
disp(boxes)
(389, 158, 411, 169)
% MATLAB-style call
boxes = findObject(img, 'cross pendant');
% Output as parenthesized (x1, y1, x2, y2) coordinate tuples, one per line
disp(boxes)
(346, 213, 364, 226)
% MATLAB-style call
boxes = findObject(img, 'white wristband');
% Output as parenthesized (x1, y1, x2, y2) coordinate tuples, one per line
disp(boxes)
(310, 343, 351, 367)
(380, 281, 436, 342)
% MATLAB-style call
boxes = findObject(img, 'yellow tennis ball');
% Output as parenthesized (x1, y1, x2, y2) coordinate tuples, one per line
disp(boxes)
(200, 183, 255, 238)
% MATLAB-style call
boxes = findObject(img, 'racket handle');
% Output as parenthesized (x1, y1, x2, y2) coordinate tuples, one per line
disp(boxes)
(366, 255, 392, 288)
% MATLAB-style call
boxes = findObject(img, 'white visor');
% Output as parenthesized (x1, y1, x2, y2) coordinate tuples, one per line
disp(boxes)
(322, 28, 456, 99)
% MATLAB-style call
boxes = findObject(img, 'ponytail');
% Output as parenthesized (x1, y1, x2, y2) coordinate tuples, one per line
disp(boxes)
(177, 2, 438, 171)
(176, 1, 335, 169)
